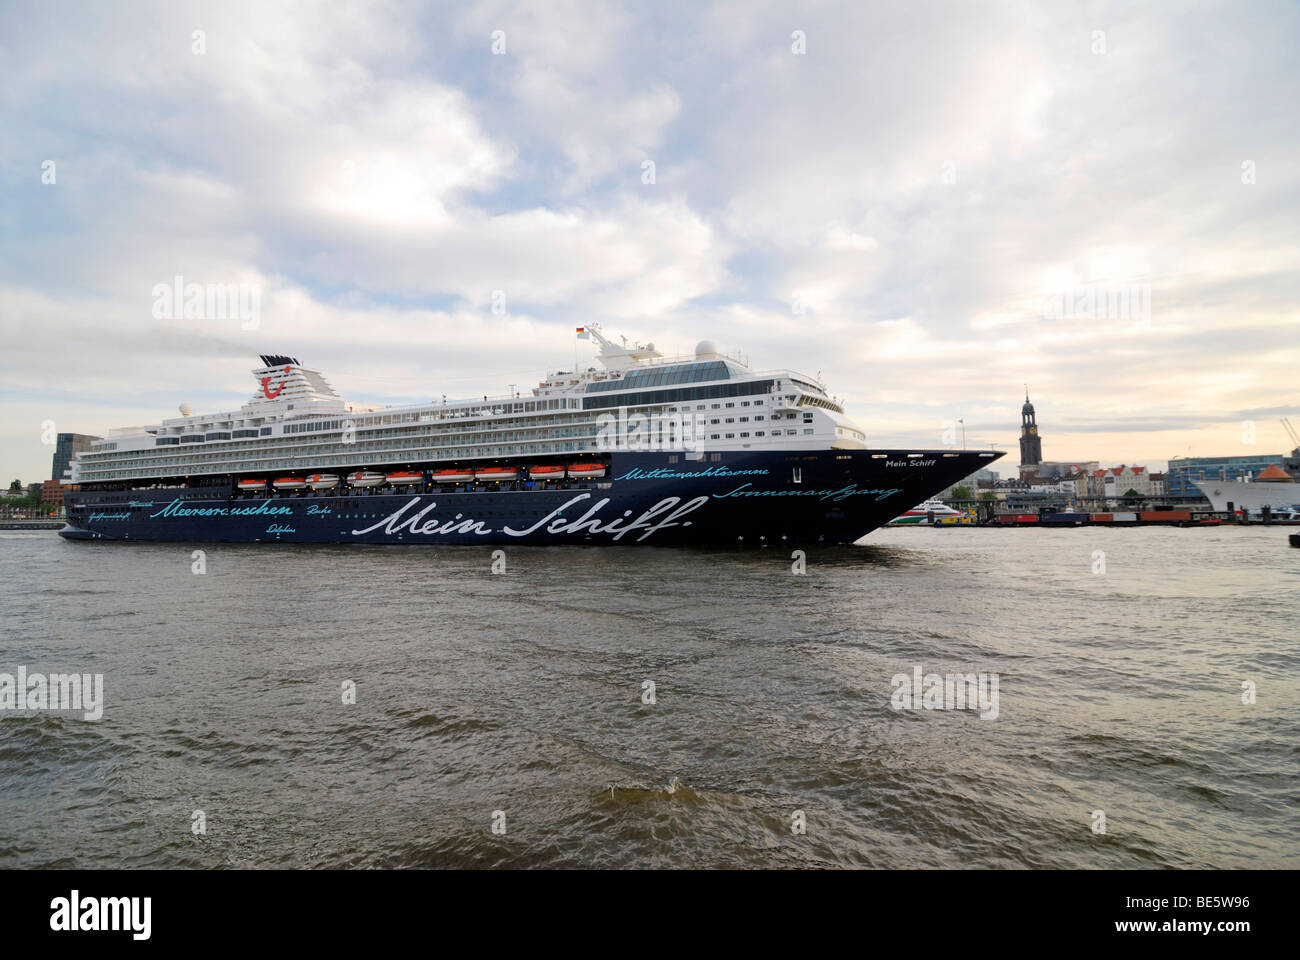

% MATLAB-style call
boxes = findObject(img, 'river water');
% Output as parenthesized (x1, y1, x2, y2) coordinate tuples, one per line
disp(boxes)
(0, 525, 1295, 868)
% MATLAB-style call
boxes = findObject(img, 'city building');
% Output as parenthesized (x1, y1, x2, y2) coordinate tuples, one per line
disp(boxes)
(1018, 391, 1042, 477)
(940, 467, 1000, 499)
(1029, 460, 1099, 480)
(1093, 465, 1159, 498)
(1027, 478, 1077, 497)
(1165, 454, 1287, 498)
(40, 479, 67, 508)
(51, 433, 101, 482)
(1015, 393, 1101, 483)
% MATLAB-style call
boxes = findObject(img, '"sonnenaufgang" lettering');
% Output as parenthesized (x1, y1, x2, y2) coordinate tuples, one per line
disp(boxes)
(712, 483, 903, 503)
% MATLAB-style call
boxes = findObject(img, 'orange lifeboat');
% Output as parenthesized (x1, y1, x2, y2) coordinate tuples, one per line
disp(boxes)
(529, 465, 565, 480)
(432, 469, 476, 483)
(237, 478, 267, 491)
(272, 476, 306, 490)
(474, 467, 518, 482)
(386, 471, 425, 485)
(566, 463, 606, 479)
(347, 471, 385, 487)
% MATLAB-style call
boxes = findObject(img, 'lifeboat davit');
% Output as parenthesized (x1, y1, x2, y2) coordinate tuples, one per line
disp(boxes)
(273, 476, 306, 490)
(347, 471, 385, 487)
(432, 469, 476, 483)
(236, 478, 267, 491)
(386, 471, 425, 485)
(529, 465, 565, 480)
(567, 463, 606, 478)
(307, 473, 339, 490)
(474, 467, 518, 482)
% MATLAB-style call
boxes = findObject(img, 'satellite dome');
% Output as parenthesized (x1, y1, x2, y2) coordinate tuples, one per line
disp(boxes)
(179, 403, 193, 416)
(695, 339, 718, 359)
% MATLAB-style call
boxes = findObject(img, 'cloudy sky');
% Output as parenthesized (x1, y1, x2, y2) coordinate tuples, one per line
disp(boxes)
(2, 0, 1297, 482)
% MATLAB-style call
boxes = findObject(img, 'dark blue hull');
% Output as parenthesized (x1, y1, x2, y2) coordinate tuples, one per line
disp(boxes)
(60, 449, 1001, 545)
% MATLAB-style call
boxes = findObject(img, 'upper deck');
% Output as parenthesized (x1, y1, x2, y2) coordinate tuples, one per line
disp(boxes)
(69, 326, 866, 485)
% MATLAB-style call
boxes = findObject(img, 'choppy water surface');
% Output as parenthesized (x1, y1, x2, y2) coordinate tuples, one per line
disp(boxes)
(0, 526, 1296, 868)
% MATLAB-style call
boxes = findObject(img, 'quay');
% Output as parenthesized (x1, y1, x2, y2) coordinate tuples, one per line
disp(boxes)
(904, 499, 1300, 528)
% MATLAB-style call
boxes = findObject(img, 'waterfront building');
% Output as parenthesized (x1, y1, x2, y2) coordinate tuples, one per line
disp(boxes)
(41, 479, 71, 507)
(1165, 453, 1286, 497)
(939, 467, 999, 499)
(1095, 465, 1157, 498)
(52, 433, 101, 482)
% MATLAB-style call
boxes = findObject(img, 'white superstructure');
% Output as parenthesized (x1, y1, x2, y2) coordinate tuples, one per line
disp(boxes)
(1193, 476, 1300, 519)
(70, 326, 869, 485)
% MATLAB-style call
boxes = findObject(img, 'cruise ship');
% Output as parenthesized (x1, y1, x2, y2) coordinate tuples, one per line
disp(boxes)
(1191, 425, 1300, 520)
(1193, 460, 1300, 520)
(61, 326, 1003, 545)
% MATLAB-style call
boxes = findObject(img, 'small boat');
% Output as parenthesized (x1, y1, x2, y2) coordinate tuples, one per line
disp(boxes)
(529, 465, 565, 480)
(431, 469, 476, 483)
(307, 473, 339, 490)
(386, 471, 425, 485)
(888, 499, 965, 525)
(474, 467, 518, 482)
(272, 476, 306, 490)
(236, 478, 267, 492)
(346, 471, 385, 487)
(566, 463, 606, 478)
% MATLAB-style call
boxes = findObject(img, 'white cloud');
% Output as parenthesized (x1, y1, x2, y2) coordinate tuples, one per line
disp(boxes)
(1, 0, 1298, 480)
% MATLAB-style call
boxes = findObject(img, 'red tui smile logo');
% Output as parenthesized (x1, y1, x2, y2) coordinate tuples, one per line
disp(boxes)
(262, 365, 291, 399)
